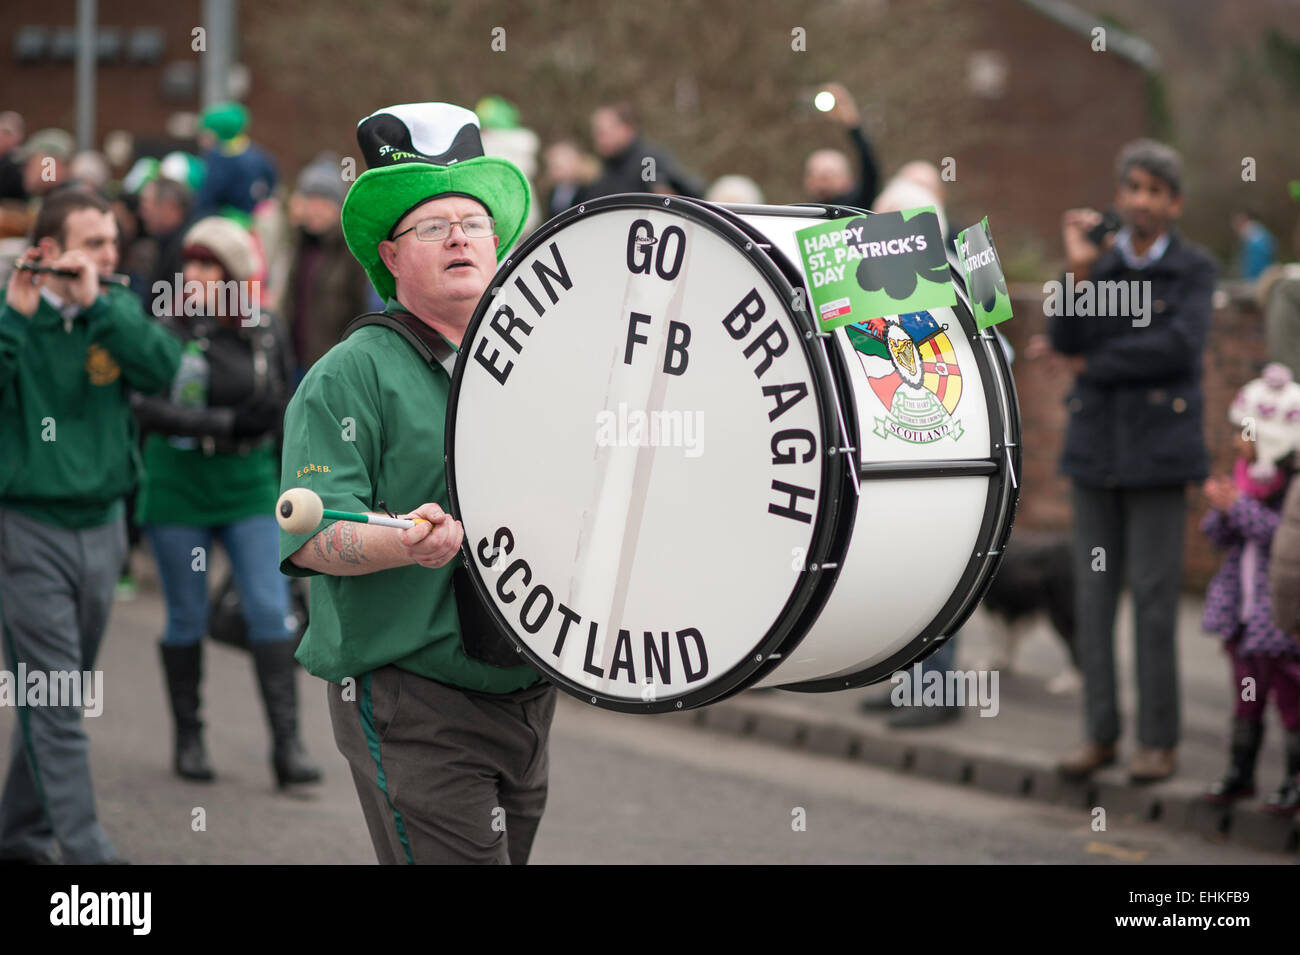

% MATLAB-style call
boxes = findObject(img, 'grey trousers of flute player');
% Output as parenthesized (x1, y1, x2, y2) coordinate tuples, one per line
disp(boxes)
(1070, 482, 1187, 749)
(329, 664, 556, 864)
(0, 508, 124, 864)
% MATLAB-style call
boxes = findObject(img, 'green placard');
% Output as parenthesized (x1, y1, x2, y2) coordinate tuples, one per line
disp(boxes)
(796, 206, 955, 332)
(957, 216, 1013, 329)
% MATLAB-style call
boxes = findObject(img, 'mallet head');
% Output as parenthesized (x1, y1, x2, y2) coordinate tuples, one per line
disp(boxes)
(276, 487, 324, 535)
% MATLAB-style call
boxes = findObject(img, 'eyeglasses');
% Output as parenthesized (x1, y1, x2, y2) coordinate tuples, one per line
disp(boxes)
(389, 215, 496, 242)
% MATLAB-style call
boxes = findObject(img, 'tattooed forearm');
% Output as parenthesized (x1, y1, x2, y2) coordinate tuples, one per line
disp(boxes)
(293, 512, 409, 575)
(339, 521, 364, 564)
(316, 520, 367, 565)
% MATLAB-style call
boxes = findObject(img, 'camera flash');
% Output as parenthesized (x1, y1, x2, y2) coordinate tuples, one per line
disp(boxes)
(814, 90, 836, 112)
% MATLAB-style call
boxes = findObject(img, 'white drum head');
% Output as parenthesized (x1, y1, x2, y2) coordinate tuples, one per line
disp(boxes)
(448, 196, 850, 711)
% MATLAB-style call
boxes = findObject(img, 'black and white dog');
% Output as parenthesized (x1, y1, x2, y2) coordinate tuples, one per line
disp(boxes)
(976, 531, 1080, 692)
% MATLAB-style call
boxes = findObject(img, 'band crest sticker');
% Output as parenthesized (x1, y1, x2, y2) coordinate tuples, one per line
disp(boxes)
(84, 344, 121, 386)
(845, 310, 964, 444)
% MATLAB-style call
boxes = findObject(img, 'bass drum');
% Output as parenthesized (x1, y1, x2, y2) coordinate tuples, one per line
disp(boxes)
(447, 194, 1019, 712)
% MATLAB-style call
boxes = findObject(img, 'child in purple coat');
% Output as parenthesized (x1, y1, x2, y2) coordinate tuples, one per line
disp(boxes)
(1200, 427, 1300, 813)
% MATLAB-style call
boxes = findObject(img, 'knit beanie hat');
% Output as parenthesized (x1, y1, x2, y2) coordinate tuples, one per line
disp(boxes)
(159, 150, 205, 192)
(1229, 362, 1300, 481)
(122, 156, 160, 195)
(475, 95, 521, 131)
(182, 216, 257, 282)
(295, 152, 348, 205)
(17, 127, 73, 161)
(199, 102, 249, 142)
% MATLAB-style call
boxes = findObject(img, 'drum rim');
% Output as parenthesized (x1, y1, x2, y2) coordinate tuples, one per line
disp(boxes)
(778, 255, 1023, 691)
(444, 193, 851, 712)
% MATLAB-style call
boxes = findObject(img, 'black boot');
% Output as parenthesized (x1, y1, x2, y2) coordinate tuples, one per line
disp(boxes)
(1203, 718, 1262, 805)
(159, 643, 214, 782)
(250, 640, 322, 788)
(1263, 730, 1300, 815)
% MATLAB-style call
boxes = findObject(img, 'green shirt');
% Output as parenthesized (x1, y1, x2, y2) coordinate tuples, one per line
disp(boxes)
(277, 304, 543, 692)
(0, 287, 182, 528)
(137, 437, 279, 527)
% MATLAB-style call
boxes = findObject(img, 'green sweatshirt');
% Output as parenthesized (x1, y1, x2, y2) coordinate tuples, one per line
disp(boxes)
(0, 286, 183, 528)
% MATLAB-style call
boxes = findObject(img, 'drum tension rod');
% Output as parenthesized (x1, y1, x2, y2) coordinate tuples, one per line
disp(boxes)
(827, 445, 856, 456)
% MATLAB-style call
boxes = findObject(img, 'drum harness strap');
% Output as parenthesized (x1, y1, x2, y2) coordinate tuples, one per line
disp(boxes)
(342, 310, 458, 380)
(340, 310, 523, 669)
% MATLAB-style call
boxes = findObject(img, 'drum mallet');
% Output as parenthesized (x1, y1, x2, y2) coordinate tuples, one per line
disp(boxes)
(275, 487, 429, 534)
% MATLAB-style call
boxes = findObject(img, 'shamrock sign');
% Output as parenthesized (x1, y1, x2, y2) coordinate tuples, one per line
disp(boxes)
(956, 216, 1013, 329)
(797, 207, 956, 332)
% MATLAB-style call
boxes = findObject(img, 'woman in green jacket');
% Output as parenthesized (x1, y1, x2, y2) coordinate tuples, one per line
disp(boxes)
(133, 216, 321, 788)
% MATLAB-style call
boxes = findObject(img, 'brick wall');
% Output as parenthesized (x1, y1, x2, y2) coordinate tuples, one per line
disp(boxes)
(0, 0, 1153, 262)
(1002, 282, 1270, 591)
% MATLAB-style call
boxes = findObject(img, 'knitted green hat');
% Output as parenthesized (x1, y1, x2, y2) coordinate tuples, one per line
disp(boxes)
(475, 95, 521, 131)
(199, 102, 249, 141)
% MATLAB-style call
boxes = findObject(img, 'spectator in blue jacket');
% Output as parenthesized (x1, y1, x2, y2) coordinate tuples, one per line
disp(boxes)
(1233, 210, 1276, 281)
(193, 102, 277, 225)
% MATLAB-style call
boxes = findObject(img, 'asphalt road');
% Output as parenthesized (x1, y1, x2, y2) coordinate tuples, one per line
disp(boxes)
(0, 587, 1287, 864)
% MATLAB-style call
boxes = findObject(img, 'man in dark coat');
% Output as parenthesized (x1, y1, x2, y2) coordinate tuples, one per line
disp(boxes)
(283, 154, 374, 379)
(136, 176, 193, 302)
(802, 82, 881, 211)
(1036, 139, 1216, 784)
(579, 103, 704, 201)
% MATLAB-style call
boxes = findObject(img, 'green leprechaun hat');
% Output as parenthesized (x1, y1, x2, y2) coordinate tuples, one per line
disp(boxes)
(341, 102, 530, 301)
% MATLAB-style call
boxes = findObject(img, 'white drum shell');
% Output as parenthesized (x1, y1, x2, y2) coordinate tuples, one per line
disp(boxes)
(448, 197, 1018, 709)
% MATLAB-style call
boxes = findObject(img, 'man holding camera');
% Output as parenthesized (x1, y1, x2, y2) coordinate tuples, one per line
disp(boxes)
(0, 190, 181, 863)
(1030, 140, 1216, 784)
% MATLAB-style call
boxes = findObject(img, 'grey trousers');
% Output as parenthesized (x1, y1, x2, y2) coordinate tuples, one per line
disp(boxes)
(328, 665, 556, 865)
(1070, 482, 1186, 749)
(0, 508, 125, 863)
